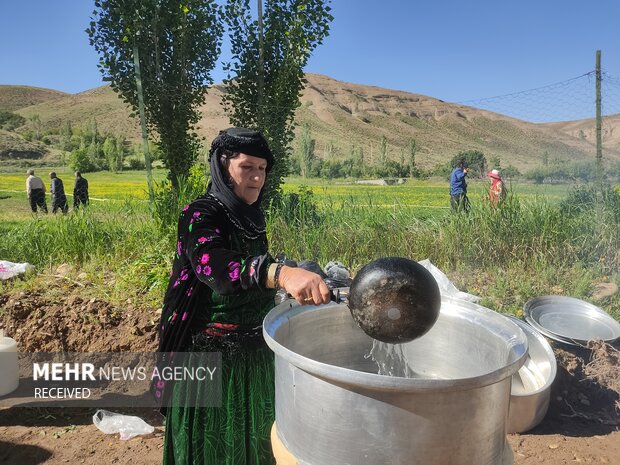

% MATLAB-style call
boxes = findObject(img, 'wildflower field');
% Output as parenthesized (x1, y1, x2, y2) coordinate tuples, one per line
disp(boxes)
(0, 167, 618, 320)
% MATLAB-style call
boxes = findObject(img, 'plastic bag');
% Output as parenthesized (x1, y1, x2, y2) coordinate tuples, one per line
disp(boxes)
(324, 261, 351, 281)
(0, 261, 34, 280)
(417, 259, 480, 303)
(93, 409, 154, 440)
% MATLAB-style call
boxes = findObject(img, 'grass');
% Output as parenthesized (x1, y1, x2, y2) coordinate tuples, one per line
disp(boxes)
(0, 168, 618, 322)
(0, 168, 168, 200)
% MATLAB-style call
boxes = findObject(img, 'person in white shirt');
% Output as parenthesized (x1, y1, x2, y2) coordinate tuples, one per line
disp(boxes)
(25, 169, 48, 213)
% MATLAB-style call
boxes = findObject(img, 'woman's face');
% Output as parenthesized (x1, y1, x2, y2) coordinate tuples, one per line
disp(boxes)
(226, 153, 268, 204)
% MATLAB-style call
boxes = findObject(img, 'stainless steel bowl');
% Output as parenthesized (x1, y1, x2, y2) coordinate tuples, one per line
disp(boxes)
(524, 295, 620, 345)
(505, 316, 557, 433)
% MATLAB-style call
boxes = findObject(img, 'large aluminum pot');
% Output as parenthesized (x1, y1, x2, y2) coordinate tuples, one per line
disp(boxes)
(263, 296, 527, 465)
(506, 316, 557, 433)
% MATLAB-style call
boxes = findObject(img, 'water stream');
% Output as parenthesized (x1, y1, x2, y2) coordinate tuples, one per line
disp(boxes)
(365, 339, 419, 378)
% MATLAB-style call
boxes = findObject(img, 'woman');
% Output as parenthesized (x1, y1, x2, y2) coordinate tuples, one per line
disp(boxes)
(155, 128, 330, 465)
(487, 169, 507, 206)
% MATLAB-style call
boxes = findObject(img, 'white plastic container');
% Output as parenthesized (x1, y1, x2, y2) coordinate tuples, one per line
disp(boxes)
(0, 330, 19, 396)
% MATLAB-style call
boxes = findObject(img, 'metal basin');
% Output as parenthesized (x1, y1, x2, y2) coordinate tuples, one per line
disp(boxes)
(506, 316, 557, 433)
(264, 296, 527, 465)
(524, 295, 620, 345)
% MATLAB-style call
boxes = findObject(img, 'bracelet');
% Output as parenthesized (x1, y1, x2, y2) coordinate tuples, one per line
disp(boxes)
(274, 263, 283, 290)
(266, 263, 283, 289)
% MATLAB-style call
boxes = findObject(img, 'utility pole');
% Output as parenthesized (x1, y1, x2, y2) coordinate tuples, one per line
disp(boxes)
(595, 50, 602, 168)
(257, 0, 264, 116)
(133, 39, 154, 203)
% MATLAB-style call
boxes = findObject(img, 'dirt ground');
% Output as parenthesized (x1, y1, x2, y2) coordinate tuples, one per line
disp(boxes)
(0, 282, 619, 465)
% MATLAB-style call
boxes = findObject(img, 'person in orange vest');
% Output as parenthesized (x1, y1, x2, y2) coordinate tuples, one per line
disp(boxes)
(487, 169, 507, 206)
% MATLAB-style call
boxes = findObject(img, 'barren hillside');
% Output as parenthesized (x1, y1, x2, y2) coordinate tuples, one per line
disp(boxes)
(0, 85, 67, 112)
(8, 74, 620, 170)
(543, 114, 620, 155)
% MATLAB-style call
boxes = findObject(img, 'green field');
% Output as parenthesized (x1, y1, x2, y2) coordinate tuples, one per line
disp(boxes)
(1, 167, 572, 205)
(1, 167, 618, 321)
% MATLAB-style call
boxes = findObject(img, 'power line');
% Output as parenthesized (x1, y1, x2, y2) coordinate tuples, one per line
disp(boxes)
(453, 70, 620, 123)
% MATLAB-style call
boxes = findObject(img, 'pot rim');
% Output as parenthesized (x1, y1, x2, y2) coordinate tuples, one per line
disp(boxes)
(263, 295, 528, 393)
(506, 315, 557, 396)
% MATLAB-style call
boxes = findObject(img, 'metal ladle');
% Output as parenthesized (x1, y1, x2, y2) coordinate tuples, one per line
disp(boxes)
(346, 257, 441, 344)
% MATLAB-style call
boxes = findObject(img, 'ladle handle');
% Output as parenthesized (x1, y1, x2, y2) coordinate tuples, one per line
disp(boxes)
(329, 288, 348, 304)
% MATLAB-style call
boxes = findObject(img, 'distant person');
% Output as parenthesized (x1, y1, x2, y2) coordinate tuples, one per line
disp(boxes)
(487, 169, 507, 207)
(449, 159, 470, 212)
(49, 172, 69, 214)
(25, 169, 48, 214)
(73, 171, 89, 209)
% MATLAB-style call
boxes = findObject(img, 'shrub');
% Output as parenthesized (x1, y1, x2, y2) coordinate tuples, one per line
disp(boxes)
(152, 164, 209, 236)
(0, 111, 26, 131)
(69, 147, 97, 172)
(502, 164, 521, 178)
(268, 185, 322, 228)
(450, 150, 487, 177)
(126, 157, 146, 170)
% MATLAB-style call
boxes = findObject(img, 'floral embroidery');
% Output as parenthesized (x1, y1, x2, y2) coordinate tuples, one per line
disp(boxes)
(181, 312, 188, 321)
(180, 268, 189, 281)
(228, 261, 240, 281)
(200, 253, 210, 265)
(177, 241, 182, 256)
(197, 236, 211, 244)
(193, 211, 201, 218)
(202, 265, 212, 276)
(182, 204, 190, 212)
(156, 380, 165, 389)
(196, 265, 202, 274)
(187, 287, 193, 297)
(249, 257, 258, 277)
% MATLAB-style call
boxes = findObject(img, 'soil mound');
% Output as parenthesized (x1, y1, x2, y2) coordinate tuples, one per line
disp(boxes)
(0, 289, 158, 353)
(543, 341, 620, 433)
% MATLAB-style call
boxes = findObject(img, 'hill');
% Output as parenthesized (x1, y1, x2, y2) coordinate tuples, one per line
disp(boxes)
(8, 75, 620, 170)
(542, 114, 620, 155)
(0, 85, 67, 112)
(293, 74, 620, 169)
(0, 129, 48, 160)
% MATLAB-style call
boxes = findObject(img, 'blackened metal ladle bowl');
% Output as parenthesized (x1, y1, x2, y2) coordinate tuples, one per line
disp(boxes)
(347, 257, 441, 344)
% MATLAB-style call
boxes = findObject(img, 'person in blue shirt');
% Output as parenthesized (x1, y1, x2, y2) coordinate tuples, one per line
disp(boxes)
(450, 159, 470, 212)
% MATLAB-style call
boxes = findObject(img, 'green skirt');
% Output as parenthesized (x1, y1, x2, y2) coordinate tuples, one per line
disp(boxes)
(163, 347, 276, 465)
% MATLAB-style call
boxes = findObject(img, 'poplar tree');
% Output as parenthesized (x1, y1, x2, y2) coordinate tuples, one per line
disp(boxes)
(87, 0, 223, 189)
(299, 124, 315, 178)
(222, 0, 332, 204)
(408, 138, 417, 177)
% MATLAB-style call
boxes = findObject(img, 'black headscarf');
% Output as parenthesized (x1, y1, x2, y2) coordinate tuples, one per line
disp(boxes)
(207, 128, 275, 239)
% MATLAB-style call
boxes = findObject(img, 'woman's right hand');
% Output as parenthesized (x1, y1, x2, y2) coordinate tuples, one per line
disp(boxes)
(278, 265, 331, 306)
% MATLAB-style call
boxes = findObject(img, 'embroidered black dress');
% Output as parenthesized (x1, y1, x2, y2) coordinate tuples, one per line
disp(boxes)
(157, 193, 277, 465)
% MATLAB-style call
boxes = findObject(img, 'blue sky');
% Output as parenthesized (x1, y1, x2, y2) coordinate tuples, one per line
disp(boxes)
(1, 0, 619, 105)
